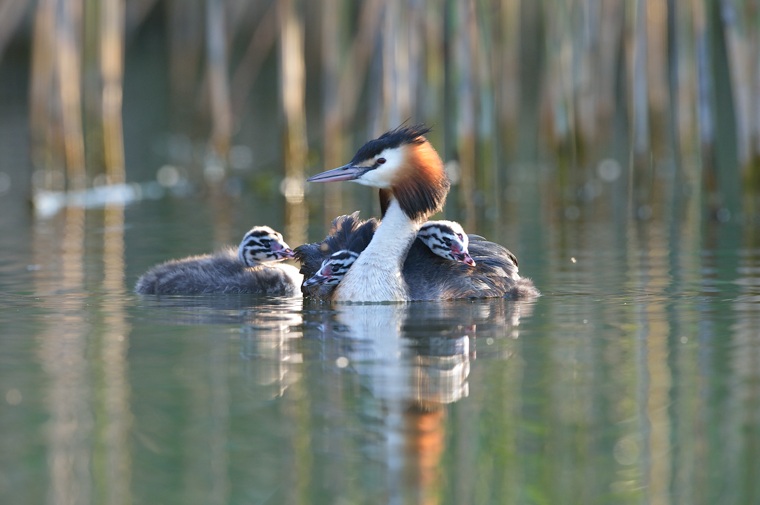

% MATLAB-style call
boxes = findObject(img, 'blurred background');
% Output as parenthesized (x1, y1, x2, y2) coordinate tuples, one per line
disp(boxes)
(1, 0, 758, 239)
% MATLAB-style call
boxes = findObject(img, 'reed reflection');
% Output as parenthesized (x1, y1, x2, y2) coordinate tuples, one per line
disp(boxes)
(134, 295, 304, 400)
(302, 299, 533, 504)
(31, 205, 134, 505)
(34, 206, 91, 505)
(240, 302, 304, 399)
(100, 204, 132, 505)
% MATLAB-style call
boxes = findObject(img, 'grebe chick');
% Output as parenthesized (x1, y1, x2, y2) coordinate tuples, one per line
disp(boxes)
(135, 226, 303, 295)
(417, 220, 475, 266)
(303, 250, 359, 288)
(295, 212, 379, 299)
(238, 226, 293, 265)
(303, 220, 476, 290)
(306, 124, 539, 302)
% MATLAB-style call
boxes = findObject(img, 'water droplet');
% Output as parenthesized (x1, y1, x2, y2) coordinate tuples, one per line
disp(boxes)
(157, 165, 180, 187)
(6, 389, 22, 405)
(597, 158, 622, 182)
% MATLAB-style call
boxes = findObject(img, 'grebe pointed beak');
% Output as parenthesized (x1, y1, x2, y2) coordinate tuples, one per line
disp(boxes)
(307, 163, 370, 183)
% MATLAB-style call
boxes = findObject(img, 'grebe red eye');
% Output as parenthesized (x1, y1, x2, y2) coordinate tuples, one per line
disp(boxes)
(377, 158, 386, 165)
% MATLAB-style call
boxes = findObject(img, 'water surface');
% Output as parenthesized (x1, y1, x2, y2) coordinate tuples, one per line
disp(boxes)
(1, 194, 759, 505)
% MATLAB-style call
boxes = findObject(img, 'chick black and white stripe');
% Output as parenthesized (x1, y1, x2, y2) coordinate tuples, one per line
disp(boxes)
(238, 226, 293, 265)
(417, 220, 475, 266)
(302, 250, 360, 288)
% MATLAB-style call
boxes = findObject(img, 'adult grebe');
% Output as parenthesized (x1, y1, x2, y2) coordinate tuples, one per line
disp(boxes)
(306, 125, 538, 302)
(135, 226, 303, 295)
(302, 220, 475, 290)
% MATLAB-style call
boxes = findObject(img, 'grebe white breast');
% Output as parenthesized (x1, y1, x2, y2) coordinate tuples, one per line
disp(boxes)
(301, 220, 476, 294)
(135, 226, 303, 295)
(306, 124, 539, 302)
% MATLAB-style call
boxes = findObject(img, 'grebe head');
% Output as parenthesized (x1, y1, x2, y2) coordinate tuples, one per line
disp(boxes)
(238, 226, 294, 266)
(302, 250, 359, 287)
(307, 124, 450, 222)
(418, 221, 476, 266)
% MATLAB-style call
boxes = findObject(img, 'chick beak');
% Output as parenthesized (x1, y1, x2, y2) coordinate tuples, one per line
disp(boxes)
(304, 273, 329, 287)
(457, 252, 476, 267)
(277, 248, 295, 259)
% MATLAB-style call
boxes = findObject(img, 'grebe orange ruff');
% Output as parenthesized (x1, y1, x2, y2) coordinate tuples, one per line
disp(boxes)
(305, 125, 538, 302)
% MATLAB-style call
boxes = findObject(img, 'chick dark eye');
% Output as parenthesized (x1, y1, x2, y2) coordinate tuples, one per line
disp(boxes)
(457, 233, 464, 241)
(377, 158, 386, 165)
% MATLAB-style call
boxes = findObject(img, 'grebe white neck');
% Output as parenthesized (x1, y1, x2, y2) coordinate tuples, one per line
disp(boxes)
(333, 199, 419, 303)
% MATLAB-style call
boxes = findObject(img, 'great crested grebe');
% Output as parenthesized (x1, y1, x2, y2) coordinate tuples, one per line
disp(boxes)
(302, 220, 475, 291)
(305, 124, 538, 302)
(135, 226, 303, 295)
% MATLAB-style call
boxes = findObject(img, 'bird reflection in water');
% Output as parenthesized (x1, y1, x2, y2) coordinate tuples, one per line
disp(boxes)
(136, 295, 305, 400)
(302, 298, 534, 502)
(239, 307, 303, 399)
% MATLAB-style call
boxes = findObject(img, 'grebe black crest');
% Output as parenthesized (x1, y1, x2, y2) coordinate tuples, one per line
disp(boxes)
(305, 124, 539, 302)
(135, 226, 302, 295)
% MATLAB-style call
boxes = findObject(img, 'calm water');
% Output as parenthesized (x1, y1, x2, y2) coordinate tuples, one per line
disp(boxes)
(2, 5, 759, 502)
(1, 187, 759, 505)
